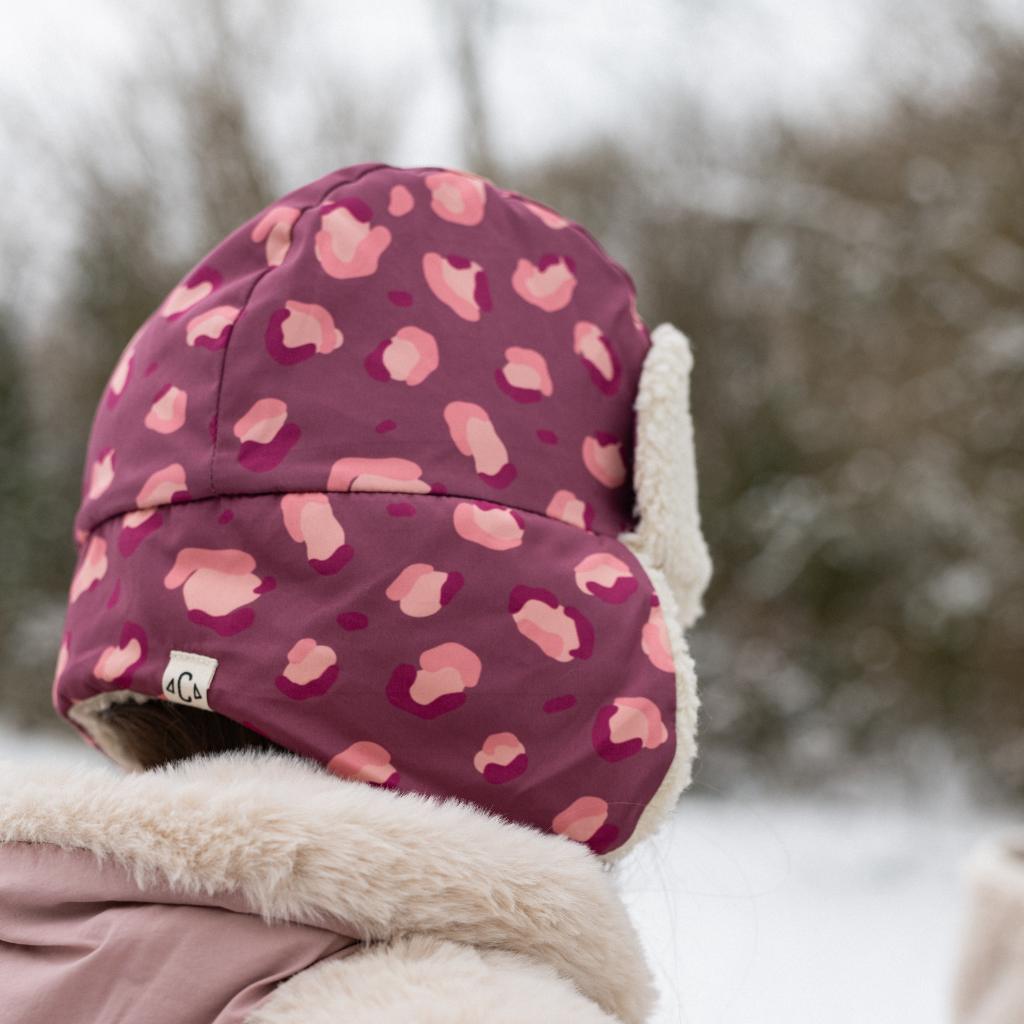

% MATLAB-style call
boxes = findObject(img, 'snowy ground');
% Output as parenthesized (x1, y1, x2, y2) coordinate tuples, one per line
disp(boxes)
(618, 787, 1016, 1023)
(2, 725, 1015, 1023)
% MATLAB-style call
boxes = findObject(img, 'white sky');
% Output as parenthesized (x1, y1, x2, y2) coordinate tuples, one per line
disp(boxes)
(0, 0, 943, 167)
(0, 0, 1013, 324)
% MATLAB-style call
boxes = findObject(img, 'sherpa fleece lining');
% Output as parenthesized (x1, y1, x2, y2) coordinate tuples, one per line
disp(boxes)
(0, 748, 655, 1024)
(249, 933, 625, 1023)
(612, 321, 711, 862)
(621, 322, 712, 631)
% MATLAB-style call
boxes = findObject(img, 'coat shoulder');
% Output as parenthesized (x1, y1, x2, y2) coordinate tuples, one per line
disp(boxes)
(252, 934, 623, 1024)
(0, 750, 655, 1023)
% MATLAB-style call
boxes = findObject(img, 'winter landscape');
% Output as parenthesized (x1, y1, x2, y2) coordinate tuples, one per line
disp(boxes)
(1, 3, 1021, 1021)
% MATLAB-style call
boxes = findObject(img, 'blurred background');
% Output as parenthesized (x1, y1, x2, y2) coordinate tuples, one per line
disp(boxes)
(0, 1, 1021, 1020)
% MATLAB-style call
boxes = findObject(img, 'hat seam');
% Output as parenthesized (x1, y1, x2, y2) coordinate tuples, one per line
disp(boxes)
(317, 162, 648, 307)
(207, 162, 394, 495)
(77, 484, 630, 543)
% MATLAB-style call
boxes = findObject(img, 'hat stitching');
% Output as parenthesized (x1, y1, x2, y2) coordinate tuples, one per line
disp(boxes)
(207, 162, 394, 495)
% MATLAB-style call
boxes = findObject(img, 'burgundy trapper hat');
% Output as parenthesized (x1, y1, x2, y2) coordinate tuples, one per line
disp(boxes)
(53, 162, 711, 859)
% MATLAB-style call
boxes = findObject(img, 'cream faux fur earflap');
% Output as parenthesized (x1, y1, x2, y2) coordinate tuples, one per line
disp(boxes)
(620, 321, 712, 631)
(604, 320, 712, 862)
(0, 749, 654, 1024)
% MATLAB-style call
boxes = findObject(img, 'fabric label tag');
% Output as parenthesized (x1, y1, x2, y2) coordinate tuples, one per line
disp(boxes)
(162, 650, 218, 711)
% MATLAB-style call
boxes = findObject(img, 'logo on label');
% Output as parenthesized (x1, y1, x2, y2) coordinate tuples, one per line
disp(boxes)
(162, 650, 219, 711)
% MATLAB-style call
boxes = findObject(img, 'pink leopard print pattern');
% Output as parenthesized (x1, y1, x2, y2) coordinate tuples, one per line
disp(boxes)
(54, 163, 678, 855)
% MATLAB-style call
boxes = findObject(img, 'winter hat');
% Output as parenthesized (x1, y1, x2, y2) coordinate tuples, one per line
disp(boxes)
(53, 162, 711, 859)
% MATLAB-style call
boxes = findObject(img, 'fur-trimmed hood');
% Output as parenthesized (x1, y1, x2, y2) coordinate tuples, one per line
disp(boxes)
(0, 748, 656, 1022)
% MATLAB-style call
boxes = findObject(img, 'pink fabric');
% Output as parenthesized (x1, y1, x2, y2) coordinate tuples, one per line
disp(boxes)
(54, 162, 679, 856)
(0, 841, 358, 1023)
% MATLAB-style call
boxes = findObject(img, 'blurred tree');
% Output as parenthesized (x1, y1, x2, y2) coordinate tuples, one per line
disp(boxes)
(0, 319, 36, 709)
(434, 0, 501, 180)
(506, 4, 1023, 799)
(3, 0, 401, 727)
(142, 0, 280, 244)
(630, 12, 1023, 796)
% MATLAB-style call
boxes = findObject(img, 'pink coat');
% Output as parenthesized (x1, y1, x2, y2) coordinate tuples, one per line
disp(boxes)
(0, 749, 655, 1022)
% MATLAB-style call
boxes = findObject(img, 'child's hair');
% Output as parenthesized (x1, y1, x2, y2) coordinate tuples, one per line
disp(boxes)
(95, 701, 288, 769)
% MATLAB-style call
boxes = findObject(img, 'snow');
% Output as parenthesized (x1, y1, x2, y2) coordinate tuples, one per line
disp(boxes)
(617, 788, 1014, 1023)
(2, 0, 1020, 326)
(0, 0, 987, 173)
(2, 724, 1012, 1022)
(0, 724, 105, 769)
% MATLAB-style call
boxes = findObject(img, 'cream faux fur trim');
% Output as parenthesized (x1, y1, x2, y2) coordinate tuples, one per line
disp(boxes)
(0, 749, 654, 1024)
(964, 830, 1024, 910)
(953, 830, 1024, 1023)
(66, 689, 153, 770)
(249, 934, 621, 1024)
(620, 321, 713, 631)
(600, 554, 699, 864)
(606, 320, 710, 861)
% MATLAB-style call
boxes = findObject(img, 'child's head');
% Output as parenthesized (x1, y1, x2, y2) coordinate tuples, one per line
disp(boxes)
(53, 163, 711, 860)
(95, 701, 287, 769)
